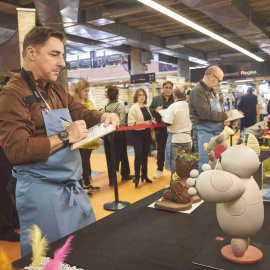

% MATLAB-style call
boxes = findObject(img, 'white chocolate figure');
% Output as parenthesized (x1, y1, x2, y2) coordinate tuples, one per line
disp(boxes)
(204, 126, 234, 170)
(188, 145, 264, 262)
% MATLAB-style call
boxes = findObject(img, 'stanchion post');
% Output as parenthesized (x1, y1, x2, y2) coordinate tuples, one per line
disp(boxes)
(103, 124, 165, 211)
(109, 132, 119, 203)
(103, 131, 131, 211)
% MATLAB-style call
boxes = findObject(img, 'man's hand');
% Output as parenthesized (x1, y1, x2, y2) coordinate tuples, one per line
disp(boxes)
(66, 120, 88, 143)
(225, 110, 232, 119)
(155, 106, 163, 113)
(103, 113, 119, 128)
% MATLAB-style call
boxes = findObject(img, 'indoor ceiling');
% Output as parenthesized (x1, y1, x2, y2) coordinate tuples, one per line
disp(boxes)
(1, 0, 270, 67)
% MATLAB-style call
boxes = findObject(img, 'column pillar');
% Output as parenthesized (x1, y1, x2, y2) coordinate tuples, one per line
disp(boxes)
(152, 82, 156, 98)
(103, 50, 106, 67)
(90, 51, 97, 69)
(177, 58, 190, 81)
(130, 47, 144, 75)
(16, 8, 36, 66)
(255, 80, 260, 123)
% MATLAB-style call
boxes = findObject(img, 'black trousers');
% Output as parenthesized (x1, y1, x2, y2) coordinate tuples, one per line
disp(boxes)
(132, 130, 151, 179)
(155, 127, 168, 171)
(104, 132, 130, 184)
(240, 116, 256, 131)
(115, 132, 130, 177)
(79, 149, 93, 186)
(0, 164, 19, 234)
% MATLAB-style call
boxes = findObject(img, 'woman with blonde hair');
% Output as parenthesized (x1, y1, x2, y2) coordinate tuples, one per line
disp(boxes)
(128, 88, 154, 188)
(73, 79, 100, 196)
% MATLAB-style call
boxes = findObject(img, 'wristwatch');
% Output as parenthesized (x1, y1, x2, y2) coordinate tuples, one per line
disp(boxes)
(58, 131, 69, 146)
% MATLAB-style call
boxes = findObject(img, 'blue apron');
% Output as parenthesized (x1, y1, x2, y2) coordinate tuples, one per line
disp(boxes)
(195, 98, 223, 171)
(14, 70, 95, 256)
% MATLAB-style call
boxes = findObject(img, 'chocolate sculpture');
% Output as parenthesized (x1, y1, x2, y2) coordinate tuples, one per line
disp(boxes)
(175, 147, 199, 179)
(188, 145, 264, 263)
(155, 147, 200, 212)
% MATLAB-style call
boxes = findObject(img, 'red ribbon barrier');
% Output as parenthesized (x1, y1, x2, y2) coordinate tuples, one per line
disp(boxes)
(117, 123, 165, 131)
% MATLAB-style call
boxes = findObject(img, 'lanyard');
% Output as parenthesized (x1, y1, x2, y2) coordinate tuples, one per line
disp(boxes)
(199, 81, 215, 99)
(20, 68, 66, 111)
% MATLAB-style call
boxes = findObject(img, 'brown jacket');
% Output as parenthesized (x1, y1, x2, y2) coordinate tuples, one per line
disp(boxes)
(189, 80, 228, 125)
(0, 72, 104, 165)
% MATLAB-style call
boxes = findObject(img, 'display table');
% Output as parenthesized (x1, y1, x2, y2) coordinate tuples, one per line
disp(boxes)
(13, 187, 270, 270)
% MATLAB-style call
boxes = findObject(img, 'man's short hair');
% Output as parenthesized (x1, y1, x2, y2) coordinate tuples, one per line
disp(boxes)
(174, 88, 185, 99)
(22, 26, 66, 58)
(205, 66, 216, 76)
(163, 81, 173, 88)
(247, 87, 254, 93)
(205, 66, 223, 76)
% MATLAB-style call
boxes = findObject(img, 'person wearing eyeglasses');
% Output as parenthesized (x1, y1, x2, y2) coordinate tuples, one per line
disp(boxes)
(128, 88, 154, 187)
(189, 66, 232, 171)
(149, 81, 174, 179)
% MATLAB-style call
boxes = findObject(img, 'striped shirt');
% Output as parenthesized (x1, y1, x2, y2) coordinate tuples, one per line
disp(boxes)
(102, 101, 126, 126)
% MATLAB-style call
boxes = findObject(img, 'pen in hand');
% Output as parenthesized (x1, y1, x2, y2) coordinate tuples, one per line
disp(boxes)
(60, 117, 72, 123)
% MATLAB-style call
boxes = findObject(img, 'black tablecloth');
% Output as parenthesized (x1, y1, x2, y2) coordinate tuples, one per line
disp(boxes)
(13, 150, 270, 270)
(13, 187, 270, 270)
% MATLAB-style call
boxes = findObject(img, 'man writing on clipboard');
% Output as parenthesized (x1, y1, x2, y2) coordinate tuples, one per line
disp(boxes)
(0, 26, 119, 256)
(189, 66, 232, 171)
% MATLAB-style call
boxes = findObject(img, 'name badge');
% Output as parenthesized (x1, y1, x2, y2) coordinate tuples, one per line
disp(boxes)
(216, 103, 221, 109)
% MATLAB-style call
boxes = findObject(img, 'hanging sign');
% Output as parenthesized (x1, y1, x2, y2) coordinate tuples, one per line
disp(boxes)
(191, 61, 270, 82)
(130, 73, 156, 84)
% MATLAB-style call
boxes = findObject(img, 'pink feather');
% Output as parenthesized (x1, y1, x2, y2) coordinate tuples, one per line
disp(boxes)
(44, 235, 74, 270)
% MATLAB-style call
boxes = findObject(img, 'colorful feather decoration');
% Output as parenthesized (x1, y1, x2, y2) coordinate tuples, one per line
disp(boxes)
(28, 224, 49, 267)
(44, 235, 74, 270)
(0, 248, 13, 270)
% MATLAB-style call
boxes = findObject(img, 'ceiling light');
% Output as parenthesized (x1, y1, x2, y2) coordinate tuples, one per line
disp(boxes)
(137, 0, 264, 62)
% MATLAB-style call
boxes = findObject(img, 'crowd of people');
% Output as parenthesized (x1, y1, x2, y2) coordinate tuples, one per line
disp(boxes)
(0, 26, 267, 257)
